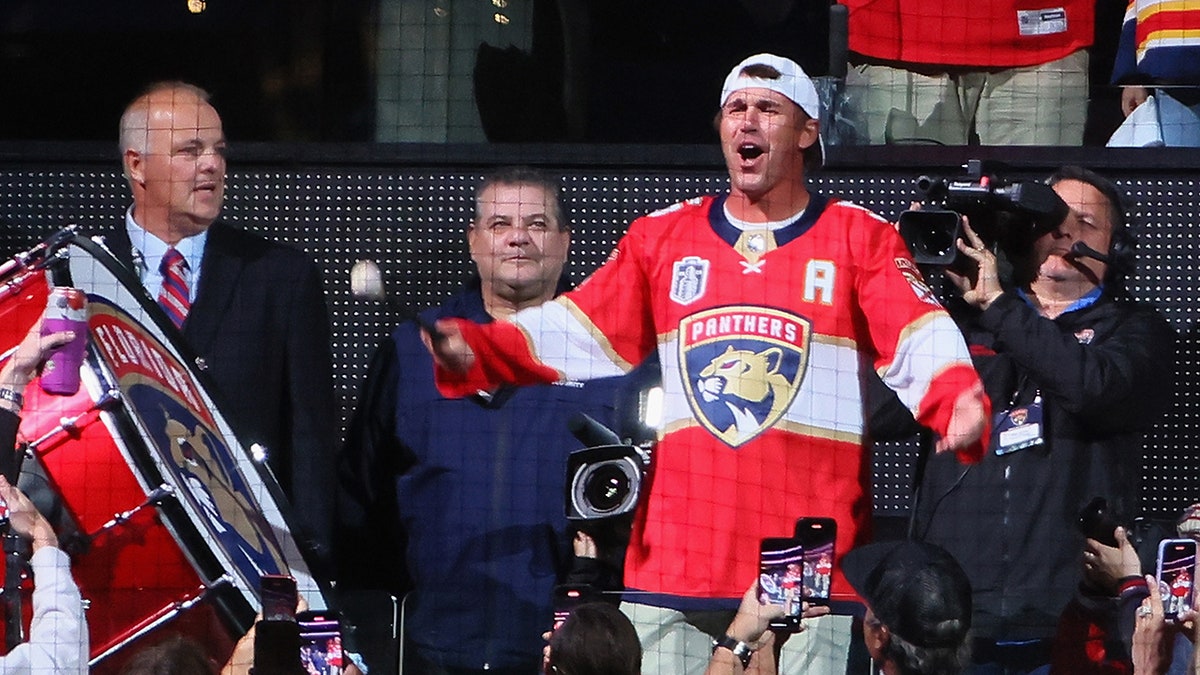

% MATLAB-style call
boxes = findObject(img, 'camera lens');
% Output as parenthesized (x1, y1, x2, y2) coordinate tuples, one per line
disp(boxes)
(916, 223, 955, 257)
(570, 457, 640, 519)
(583, 464, 631, 512)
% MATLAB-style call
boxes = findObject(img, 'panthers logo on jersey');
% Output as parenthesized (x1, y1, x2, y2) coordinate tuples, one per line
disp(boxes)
(679, 306, 811, 447)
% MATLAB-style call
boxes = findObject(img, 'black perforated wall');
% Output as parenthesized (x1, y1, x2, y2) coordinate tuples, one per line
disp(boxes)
(1, 155, 1196, 519)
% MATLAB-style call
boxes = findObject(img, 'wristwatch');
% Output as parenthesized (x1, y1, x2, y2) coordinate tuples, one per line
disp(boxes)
(0, 388, 23, 412)
(713, 634, 754, 669)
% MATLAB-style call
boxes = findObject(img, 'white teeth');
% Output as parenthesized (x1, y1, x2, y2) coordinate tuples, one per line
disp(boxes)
(738, 144, 764, 160)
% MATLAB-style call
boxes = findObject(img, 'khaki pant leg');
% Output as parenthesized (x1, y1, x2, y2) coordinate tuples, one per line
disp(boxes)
(975, 49, 1089, 145)
(846, 63, 970, 145)
(621, 602, 854, 675)
(777, 614, 854, 675)
(621, 601, 716, 675)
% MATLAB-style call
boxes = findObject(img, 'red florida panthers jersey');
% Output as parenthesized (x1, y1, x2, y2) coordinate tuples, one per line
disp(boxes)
(437, 193, 985, 607)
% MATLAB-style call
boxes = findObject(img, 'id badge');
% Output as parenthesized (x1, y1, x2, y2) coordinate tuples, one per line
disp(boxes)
(993, 398, 1045, 455)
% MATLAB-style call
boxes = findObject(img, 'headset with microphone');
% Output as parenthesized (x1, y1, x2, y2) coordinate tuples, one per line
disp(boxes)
(1064, 220, 1137, 283)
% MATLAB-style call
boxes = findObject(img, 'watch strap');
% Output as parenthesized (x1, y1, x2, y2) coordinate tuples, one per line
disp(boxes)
(713, 634, 754, 669)
(0, 388, 24, 411)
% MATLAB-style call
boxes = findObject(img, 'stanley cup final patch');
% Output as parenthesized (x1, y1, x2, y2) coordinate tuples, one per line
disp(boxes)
(679, 306, 811, 447)
(670, 255, 710, 305)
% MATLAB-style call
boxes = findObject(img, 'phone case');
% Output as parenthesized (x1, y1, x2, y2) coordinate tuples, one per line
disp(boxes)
(794, 517, 837, 604)
(1156, 538, 1197, 622)
(759, 537, 804, 632)
(259, 574, 297, 622)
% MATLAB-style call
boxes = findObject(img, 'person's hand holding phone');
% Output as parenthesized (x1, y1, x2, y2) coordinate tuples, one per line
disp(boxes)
(222, 585, 312, 675)
(1083, 526, 1140, 593)
(731, 582, 830, 645)
(1133, 573, 1174, 675)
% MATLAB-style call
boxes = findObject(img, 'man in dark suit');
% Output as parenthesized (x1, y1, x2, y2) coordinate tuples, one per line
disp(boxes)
(104, 81, 337, 563)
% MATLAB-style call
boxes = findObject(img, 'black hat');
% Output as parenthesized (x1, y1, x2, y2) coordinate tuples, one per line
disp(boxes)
(842, 540, 972, 649)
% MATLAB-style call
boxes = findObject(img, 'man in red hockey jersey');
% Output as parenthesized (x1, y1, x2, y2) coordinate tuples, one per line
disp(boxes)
(428, 53, 989, 674)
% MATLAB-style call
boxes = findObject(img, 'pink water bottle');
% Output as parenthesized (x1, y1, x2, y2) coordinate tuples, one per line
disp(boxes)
(39, 287, 89, 395)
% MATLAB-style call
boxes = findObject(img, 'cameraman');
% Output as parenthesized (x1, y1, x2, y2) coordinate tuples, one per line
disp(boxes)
(912, 166, 1176, 674)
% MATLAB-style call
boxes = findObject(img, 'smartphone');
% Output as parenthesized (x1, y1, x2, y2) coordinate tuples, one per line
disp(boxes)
(759, 537, 805, 633)
(260, 574, 297, 622)
(1156, 539, 1197, 623)
(794, 517, 837, 606)
(297, 610, 343, 675)
(551, 584, 599, 632)
(1077, 497, 1121, 547)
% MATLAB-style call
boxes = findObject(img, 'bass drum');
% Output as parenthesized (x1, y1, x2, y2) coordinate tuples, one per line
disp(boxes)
(0, 229, 328, 671)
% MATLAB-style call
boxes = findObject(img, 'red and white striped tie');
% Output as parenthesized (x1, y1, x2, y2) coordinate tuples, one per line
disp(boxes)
(158, 247, 190, 328)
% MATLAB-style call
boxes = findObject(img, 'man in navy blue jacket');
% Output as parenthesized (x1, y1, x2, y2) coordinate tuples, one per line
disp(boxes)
(337, 167, 647, 675)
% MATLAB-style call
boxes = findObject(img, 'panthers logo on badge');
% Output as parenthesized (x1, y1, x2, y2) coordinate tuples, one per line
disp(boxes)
(671, 256, 710, 305)
(679, 306, 811, 447)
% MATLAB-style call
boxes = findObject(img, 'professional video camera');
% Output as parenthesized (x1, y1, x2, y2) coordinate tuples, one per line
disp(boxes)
(564, 413, 649, 525)
(898, 159, 1069, 267)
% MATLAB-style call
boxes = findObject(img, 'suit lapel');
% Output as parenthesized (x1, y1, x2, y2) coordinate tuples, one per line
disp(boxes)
(184, 222, 245, 352)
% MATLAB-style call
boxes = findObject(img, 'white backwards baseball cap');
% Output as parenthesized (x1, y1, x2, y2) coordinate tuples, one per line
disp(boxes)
(720, 53, 824, 165)
(720, 53, 821, 119)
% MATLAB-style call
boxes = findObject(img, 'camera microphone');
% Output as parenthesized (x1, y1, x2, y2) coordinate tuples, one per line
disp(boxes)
(568, 413, 622, 448)
(1067, 241, 1111, 264)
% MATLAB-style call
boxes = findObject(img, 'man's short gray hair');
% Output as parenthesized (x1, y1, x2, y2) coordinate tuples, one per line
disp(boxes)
(118, 81, 213, 155)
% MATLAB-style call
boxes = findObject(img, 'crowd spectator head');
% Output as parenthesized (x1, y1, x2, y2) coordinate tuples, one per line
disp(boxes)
(844, 540, 973, 675)
(1175, 503, 1200, 540)
(118, 635, 216, 675)
(544, 601, 641, 675)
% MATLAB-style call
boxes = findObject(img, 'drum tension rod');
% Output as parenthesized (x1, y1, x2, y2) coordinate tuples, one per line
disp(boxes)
(26, 389, 122, 454)
(87, 483, 177, 541)
(0, 225, 76, 281)
(89, 574, 234, 668)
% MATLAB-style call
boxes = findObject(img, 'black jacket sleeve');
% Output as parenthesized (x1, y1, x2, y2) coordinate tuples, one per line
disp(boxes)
(977, 292, 1176, 433)
(284, 259, 340, 566)
(334, 337, 412, 595)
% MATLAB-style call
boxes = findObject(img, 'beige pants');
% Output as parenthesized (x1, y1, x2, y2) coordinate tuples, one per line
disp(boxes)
(620, 601, 854, 675)
(845, 50, 1088, 146)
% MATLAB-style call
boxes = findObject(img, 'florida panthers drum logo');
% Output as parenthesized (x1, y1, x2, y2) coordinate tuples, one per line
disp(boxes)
(679, 306, 811, 447)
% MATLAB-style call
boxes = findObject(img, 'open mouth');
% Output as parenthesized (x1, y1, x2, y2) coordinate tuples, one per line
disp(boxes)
(737, 143, 764, 160)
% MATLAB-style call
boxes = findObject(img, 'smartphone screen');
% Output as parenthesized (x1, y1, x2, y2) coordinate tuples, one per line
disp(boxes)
(260, 574, 297, 622)
(1157, 539, 1197, 623)
(551, 584, 599, 632)
(297, 610, 343, 675)
(794, 517, 837, 606)
(759, 537, 805, 632)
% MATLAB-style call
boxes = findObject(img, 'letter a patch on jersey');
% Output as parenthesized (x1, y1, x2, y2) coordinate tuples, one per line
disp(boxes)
(670, 256, 710, 305)
(679, 306, 811, 447)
